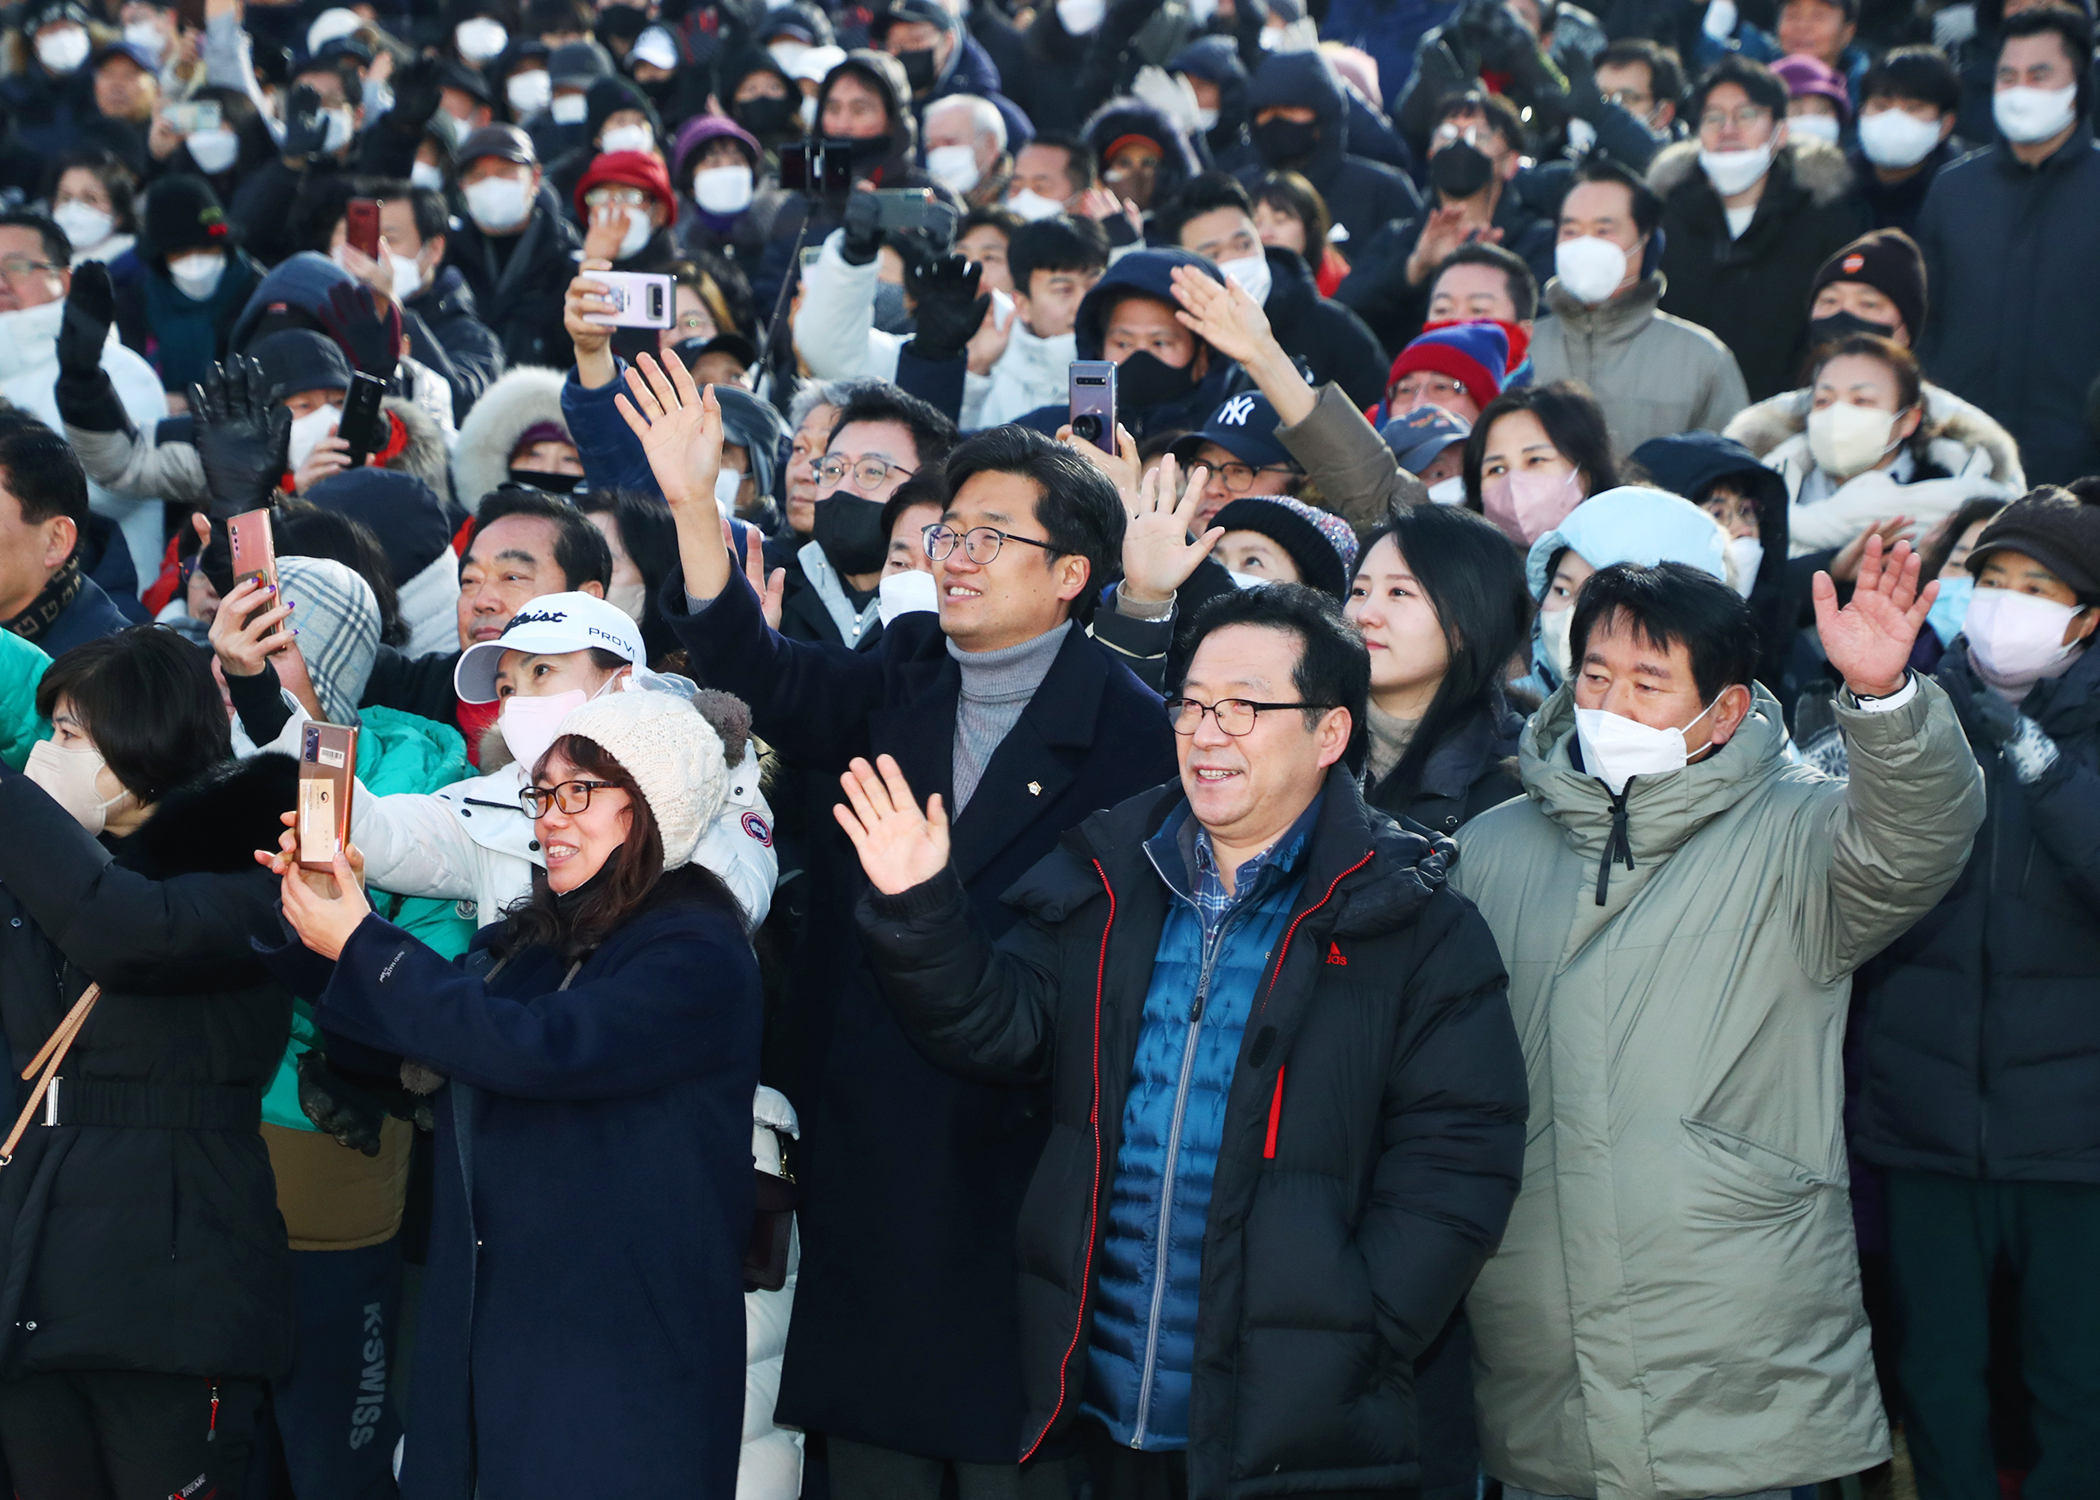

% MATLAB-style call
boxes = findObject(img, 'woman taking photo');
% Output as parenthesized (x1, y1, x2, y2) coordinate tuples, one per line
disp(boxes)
(261, 688, 761, 1498)
(1464, 380, 1620, 547)
(1346, 501, 1533, 834)
(0, 624, 295, 1498)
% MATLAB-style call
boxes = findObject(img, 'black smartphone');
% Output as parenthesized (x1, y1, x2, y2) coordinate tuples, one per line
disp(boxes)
(336, 371, 388, 469)
(1068, 361, 1117, 449)
(779, 141, 854, 199)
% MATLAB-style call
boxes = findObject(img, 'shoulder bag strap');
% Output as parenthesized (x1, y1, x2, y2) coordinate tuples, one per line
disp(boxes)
(0, 983, 102, 1167)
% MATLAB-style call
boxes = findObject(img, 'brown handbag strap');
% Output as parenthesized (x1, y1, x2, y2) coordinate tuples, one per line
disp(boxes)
(1, 983, 101, 1167)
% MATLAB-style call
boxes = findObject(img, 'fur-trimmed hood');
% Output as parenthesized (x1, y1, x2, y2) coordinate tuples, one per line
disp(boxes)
(1648, 136, 1858, 210)
(451, 366, 570, 515)
(111, 752, 299, 881)
(1723, 380, 2028, 490)
(382, 396, 453, 510)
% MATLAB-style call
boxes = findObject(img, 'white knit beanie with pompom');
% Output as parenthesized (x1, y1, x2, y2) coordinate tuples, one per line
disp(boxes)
(555, 687, 727, 870)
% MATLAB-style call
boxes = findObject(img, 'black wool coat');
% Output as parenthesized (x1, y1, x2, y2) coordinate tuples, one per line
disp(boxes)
(0, 754, 296, 1381)
(855, 764, 1527, 1496)
(665, 570, 1179, 1460)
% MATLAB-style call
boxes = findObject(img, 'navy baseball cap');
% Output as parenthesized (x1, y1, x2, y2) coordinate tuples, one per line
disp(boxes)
(1381, 406, 1472, 475)
(1170, 390, 1294, 472)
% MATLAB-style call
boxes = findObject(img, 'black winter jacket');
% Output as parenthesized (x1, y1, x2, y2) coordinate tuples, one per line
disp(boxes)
(0, 754, 295, 1380)
(856, 765, 1527, 1495)
(1652, 138, 1869, 400)
(402, 267, 507, 422)
(1237, 52, 1422, 249)
(1365, 692, 1523, 838)
(444, 186, 585, 372)
(1258, 246, 1390, 410)
(1856, 641, 2100, 1184)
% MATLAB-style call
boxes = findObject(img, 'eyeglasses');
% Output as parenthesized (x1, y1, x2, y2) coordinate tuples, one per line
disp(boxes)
(1210, 460, 1297, 494)
(1391, 374, 1470, 403)
(813, 453, 913, 489)
(0, 257, 61, 281)
(1163, 696, 1338, 736)
(583, 186, 652, 208)
(922, 523, 1056, 565)
(519, 779, 618, 817)
(1699, 105, 1773, 133)
(1603, 88, 1653, 112)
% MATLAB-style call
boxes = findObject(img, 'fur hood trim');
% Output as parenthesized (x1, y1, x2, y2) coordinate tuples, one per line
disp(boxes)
(451, 366, 571, 515)
(383, 396, 454, 511)
(1648, 137, 1856, 209)
(1723, 380, 2028, 489)
(113, 753, 298, 881)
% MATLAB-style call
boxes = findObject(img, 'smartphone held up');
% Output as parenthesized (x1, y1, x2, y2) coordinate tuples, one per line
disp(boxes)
(298, 722, 359, 872)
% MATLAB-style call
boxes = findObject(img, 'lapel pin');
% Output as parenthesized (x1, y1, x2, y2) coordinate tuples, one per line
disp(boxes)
(1027, 781, 1042, 796)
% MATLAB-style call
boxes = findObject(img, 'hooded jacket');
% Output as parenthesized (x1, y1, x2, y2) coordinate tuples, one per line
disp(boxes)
(1722, 379, 2026, 492)
(1169, 36, 1259, 176)
(402, 265, 507, 422)
(0, 752, 296, 1381)
(1914, 130, 2100, 486)
(853, 764, 1527, 1495)
(1449, 677, 1983, 1499)
(451, 365, 570, 513)
(1015, 248, 1243, 441)
(305, 467, 465, 659)
(1652, 138, 1870, 400)
(1761, 426, 2017, 557)
(1530, 272, 1750, 456)
(1082, 94, 1203, 212)
(1236, 52, 1422, 248)
(672, 113, 787, 275)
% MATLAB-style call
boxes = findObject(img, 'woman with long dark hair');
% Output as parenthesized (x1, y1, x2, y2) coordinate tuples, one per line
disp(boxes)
(261, 688, 761, 1498)
(1463, 379, 1620, 547)
(1346, 501, 1533, 834)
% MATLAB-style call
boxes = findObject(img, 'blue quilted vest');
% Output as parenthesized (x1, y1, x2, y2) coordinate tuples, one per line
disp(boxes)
(1082, 800, 1314, 1450)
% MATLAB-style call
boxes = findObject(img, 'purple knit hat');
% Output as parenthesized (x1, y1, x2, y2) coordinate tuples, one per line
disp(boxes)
(1211, 494, 1361, 599)
(673, 114, 763, 184)
(1772, 53, 1852, 123)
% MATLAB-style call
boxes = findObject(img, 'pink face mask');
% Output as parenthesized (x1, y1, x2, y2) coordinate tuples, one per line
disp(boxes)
(1482, 470, 1585, 546)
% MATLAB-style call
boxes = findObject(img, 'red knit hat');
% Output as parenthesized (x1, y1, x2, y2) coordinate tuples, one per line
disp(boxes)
(1385, 322, 1510, 412)
(574, 149, 677, 224)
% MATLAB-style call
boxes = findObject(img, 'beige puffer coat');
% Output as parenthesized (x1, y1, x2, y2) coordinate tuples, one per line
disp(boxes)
(1450, 678, 1984, 1500)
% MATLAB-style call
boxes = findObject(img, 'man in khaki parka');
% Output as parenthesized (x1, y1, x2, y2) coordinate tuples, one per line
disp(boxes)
(1451, 547, 1985, 1500)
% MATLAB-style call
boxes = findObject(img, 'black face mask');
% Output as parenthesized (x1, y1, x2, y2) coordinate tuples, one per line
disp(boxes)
(736, 94, 797, 139)
(1252, 117, 1319, 167)
(1430, 140, 1493, 199)
(899, 47, 938, 90)
(1807, 309, 1901, 349)
(1117, 349, 1197, 409)
(812, 492, 889, 575)
(508, 468, 582, 496)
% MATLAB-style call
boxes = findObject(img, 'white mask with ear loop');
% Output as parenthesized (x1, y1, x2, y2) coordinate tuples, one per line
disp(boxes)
(877, 567, 939, 624)
(1574, 696, 1722, 795)
(25, 740, 130, 834)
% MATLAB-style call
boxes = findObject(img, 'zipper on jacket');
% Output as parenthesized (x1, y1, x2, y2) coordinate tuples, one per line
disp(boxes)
(1131, 912, 1235, 1447)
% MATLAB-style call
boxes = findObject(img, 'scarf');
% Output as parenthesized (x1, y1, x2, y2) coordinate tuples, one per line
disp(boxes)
(3, 555, 83, 643)
(1363, 702, 1420, 788)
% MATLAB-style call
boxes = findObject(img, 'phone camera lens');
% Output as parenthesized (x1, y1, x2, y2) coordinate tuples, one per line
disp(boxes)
(1072, 414, 1102, 443)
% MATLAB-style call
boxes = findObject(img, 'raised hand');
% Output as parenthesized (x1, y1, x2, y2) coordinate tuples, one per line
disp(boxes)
(1056, 420, 1139, 498)
(583, 201, 630, 264)
(739, 522, 786, 631)
(1813, 534, 1934, 700)
(58, 261, 115, 383)
(1170, 263, 1277, 368)
(832, 754, 950, 896)
(192, 355, 292, 513)
(564, 260, 618, 384)
(209, 577, 294, 677)
(1121, 453, 1222, 606)
(1831, 515, 1912, 584)
(614, 351, 722, 513)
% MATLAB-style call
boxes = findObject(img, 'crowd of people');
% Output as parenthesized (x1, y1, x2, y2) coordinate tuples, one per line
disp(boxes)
(0, 0, 2091, 1493)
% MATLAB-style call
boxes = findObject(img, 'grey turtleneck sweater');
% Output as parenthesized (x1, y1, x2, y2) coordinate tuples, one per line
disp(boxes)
(948, 621, 1072, 813)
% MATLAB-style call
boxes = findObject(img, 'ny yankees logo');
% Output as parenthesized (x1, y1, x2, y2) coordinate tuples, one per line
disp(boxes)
(1217, 394, 1258, 426)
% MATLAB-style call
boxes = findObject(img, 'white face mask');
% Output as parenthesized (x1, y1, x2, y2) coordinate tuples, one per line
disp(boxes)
(168, 251, 228, 300)
(1219, 251, 1272, 306)
(52, 201, 114, 253)
(767, 41, 809, 71)
(1994, 82, 2078, 144)
(455, 17, 509, 62)
(1964, 587, 2082, 685)
(693, 163, 754, 213)
(36, 25, 90, 74)
(501, 688, 587, 774)
(1808, 401, 1904, 479)
(1727, 535, 1764, 597)
(615, 206, 654, 259)
(410, 160, 447, 190)
(464, 174, 533, 232)
(877, 566, 939, 625)
(123, 19, 167, 60)
(287, 402, 342, 470)
(1193, 105, 1219, 132)
(550, 91, 589, 125)
(1057, 0, 1105, 34)
(186, 126, 241, 174)
(507, 68, 553, 115)
(1574, 696, 1720, 796)
(1554, 234, 1629, 305)
(1425, 474, 1466, 504)
(389, 250, 426, 300)
(1226, 568, 1268, 589)
(1006, 187, 1063, 221)
(926, 144, 982, 195)
(322, 106, 356, 156)
(606, 578, 648, 620)
(1540, 603, 1575, 682)
(1858, 107, 1943, 168)
(600, 123, 653, 155)
(1786, 112, 1841, 145)
(798, 94, 820, 130)
(714, 465, 743, 517)
(25, 740, 129, 834)
(1699, 141, 1775, 197)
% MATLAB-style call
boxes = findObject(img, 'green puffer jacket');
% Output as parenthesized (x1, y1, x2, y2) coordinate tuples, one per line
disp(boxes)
(1449, 678, 1984, 1500)
(261, 706, 476, 1132)
(0, 630, 50, 769)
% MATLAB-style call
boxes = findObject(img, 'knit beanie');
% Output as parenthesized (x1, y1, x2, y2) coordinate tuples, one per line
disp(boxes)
(277, 556, 380, 725)
(1771, 53, 1851, 123)
(556, 688, 728, 870)
(1809, 229, 1927, 343)
(141, 173, 234, 267)
(1211, 495, 1360, 598)
(1965, 489, 2100, 606)
(1387, 323, 1509, 413)
(251, 329, 353, 398)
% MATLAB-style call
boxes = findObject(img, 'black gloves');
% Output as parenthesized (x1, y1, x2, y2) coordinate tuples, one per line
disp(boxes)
(191, 356, 292, 514)
(58, 261, 114, 384)
(904, 253, 989, 364)
(296, 1050, 434, 1156)
(384, 56, 443, 133)
(319, 281, 401, 382)
(840, 187, 885, 266)
(1967, 682, 2021, 747)
(281, 83, 330, 159)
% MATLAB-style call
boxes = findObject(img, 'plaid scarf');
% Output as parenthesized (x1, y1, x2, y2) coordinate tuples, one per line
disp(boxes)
(278, 557, 380, 725)
(3, 556, 83, 643)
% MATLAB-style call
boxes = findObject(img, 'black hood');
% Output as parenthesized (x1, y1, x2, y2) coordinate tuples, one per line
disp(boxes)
(1629, 428, 1791, 575)
(1081, 95, 1202, 205)
(817, 48, 918, 165)
(1243, 49, 1348, 168)
(113, 752, 299, 882)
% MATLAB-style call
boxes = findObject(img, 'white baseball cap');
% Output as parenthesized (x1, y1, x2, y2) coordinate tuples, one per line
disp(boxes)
(453, 591, 647, 704)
